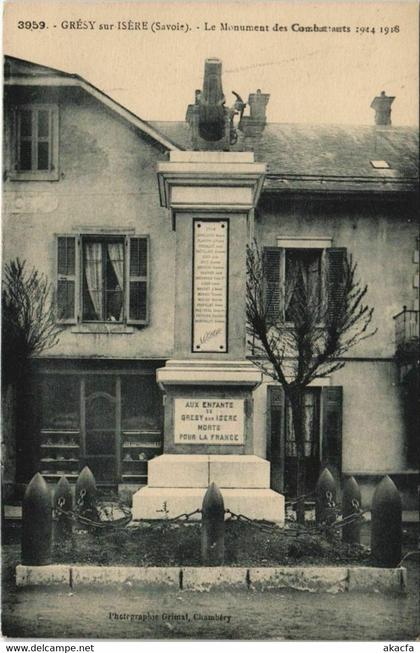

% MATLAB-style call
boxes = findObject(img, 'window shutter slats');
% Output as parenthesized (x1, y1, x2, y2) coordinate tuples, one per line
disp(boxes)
(263, 247, 282, 324)
(267, 385, 285, 493)
(326, 247, 347, 321)
(321, 386, 343, 480)
(57, 236, 77, 324)
(128, 237, 149, 325)
(12, 104, 59, 179)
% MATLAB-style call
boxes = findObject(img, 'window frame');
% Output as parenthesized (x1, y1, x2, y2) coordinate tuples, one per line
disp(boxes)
(271, 238, 332, 324)
(10, 103, 59, 181)
(81, 235, 126, 324)
(55, 233, 150, 326)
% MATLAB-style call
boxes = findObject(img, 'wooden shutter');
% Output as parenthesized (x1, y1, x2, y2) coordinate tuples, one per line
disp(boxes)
(127, 236, 149, 325)
(326, 247, 347, 321)
(13, 105, 59, 180)
(56, 235, 78, 324)
(321, 386, 343, 479)
(263, 247, 283, 324)
(267, 385, 285, 493)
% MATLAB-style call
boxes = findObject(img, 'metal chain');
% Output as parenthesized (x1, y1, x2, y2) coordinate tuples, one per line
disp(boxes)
(54, 496, 366, 535)
(285, 490, 316, 506)
(135, 508, 202, 530)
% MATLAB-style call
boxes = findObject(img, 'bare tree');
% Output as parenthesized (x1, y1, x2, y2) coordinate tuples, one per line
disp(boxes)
(2, 258, 62, 384)
(2, 258, 62, 483)
(246, 242, 376, 524)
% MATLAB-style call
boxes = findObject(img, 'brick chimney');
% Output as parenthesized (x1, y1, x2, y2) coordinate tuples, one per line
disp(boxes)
(370, 91, 395, 126)
(239, 89, 270, 136)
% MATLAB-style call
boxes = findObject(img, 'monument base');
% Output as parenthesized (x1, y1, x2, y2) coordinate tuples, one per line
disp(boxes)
(132, 454, 285, 524)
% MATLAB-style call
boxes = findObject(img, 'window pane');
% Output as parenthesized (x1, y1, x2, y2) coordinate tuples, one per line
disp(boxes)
(57, 238, 75, 276)
(20, 110, 32, 138)
(130, 238, 147, 276)
(19, 141, 32, 170)
(129, 281, 147, 320)
(121, 376, 162, 430)
(285, 249, 321, 321)
(38, 110, 50, 138)
(37, 141, 49, 170)
(57, 279, 75, 320)
(85, 395, 115, 455)
(285, 390, 319, 458)
(105, 290, 123, 321)
(41, 375, 79, 429)
(83, 242, 103, 320)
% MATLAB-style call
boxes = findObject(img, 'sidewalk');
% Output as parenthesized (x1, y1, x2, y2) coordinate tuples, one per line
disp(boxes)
(2, 542, 419, 640)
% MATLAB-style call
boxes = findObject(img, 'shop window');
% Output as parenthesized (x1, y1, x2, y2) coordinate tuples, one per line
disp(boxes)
(121, 375, 163, 431)
(41, 375, 79, 430)
(56, 235, 149, 325)
(11, 104, 59, 180)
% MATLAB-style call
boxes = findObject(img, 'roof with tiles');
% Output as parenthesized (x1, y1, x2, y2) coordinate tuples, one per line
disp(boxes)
(151, 120, 419, 193)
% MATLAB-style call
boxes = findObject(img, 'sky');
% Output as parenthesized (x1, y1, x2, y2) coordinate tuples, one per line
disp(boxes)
(3, 1, 419, 125)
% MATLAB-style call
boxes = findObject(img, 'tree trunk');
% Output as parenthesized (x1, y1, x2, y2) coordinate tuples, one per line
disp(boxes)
(289, 390, 306, 525)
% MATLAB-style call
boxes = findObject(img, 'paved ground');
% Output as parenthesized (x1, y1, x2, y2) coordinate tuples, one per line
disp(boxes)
(2, 543, 419, 641)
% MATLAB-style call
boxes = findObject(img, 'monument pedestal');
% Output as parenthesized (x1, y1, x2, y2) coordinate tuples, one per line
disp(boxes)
(132, 455, 284, 522)
(132, 360, 285, 523)
(133, 137, 284, 524)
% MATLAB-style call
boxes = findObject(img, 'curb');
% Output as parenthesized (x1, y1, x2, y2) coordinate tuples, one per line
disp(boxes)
(15, 565, 407, 593)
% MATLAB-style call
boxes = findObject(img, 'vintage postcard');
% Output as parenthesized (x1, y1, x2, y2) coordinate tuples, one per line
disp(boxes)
(2, 0, 419, 646)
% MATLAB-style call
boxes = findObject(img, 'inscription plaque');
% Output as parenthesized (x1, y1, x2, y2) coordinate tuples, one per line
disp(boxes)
(192, 219, 228, 352)
(174, 398, 244, 445)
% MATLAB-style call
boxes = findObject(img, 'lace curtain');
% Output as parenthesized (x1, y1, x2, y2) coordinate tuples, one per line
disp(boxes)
(84, 242, 103, 319)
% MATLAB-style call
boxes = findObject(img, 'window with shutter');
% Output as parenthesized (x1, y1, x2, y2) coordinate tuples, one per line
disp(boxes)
(56, 234, 150, 326)
(11, 104, 59, 181)
(262, 242, 346, 324)
(57, 236, 78, 324)
(128, 236, 149, 325)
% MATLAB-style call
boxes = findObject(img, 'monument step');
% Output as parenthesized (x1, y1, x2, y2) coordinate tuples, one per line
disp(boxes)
(132, 486, 285, 524)
(147, 454, 270, 489)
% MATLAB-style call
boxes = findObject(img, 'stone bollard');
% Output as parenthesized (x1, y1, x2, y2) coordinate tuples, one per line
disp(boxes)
(315, 467, 337, 528)
(53, 475, 73, 542)
(201, 482, 225, 565)
(342, 476, 362, 544)
(371, 475, 402, 567)
(75, 466, 98, 523)
(22, 473, 52, 566)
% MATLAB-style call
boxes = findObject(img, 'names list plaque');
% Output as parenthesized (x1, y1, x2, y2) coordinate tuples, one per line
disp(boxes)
(192, 219, 228, 352)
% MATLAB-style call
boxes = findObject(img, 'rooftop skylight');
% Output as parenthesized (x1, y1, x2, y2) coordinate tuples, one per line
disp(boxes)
(370, 160, 391, 169)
